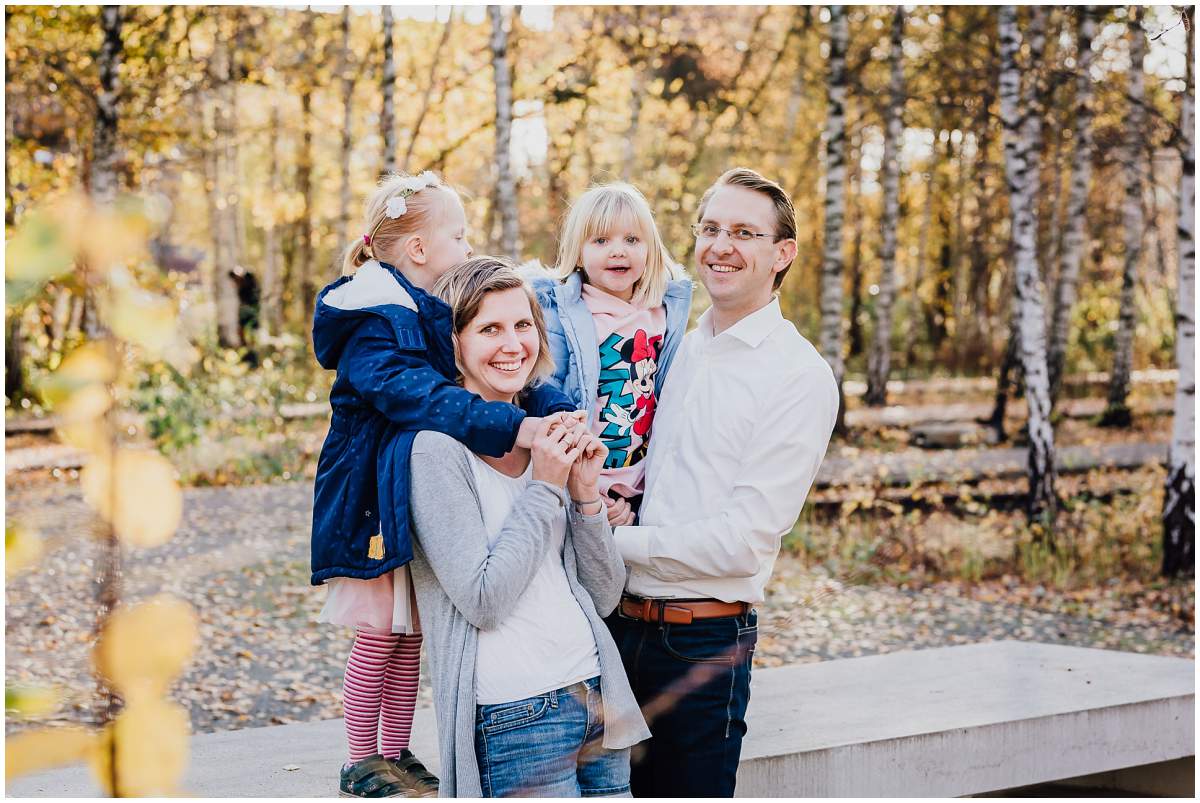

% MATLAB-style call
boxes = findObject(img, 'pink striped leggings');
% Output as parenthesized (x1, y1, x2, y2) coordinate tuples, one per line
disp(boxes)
(343, 627, 422, 762)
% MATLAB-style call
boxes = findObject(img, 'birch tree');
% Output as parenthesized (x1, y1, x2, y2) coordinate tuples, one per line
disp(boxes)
(261, 100, 283, 337)
(1047, 6, 1097, 406)
(1100, 7, 1148, 427)
(211, 14, 243, 349)
(818, 4, 849, 428)
(82, 5, 124, 339)
(296, 8, 316, 324)
(999, 5, 1057, 528)
(380, 6, 397, 175)
(489, 5, 519, 259)
(338, 6, 354, 242)
(1163, 8, 1194, 579)
(866, 6, 905, 407)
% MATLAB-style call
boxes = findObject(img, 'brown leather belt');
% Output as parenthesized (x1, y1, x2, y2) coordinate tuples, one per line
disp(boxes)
(619, 594, 749, 625)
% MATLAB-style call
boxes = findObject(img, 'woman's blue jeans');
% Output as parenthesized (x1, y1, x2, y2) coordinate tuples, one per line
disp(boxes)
(474, 677, 632, 798)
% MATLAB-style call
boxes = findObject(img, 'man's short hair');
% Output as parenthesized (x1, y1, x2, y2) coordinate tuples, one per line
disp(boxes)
(697, 168, 797, 290)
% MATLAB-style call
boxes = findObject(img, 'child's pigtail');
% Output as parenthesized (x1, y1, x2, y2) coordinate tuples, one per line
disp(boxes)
(341, 236, 372, 277)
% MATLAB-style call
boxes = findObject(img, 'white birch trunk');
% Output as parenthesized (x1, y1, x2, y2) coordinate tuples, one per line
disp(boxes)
(211, 21, 242, 349)
(380, 6, 397, 175)
(819, 5, 849, 403)
(489, 5, 520, 259)
(84, 4, 123, 340)
(1047, 7, 1097, 404)
(866, 6, 905, 407)
(623, 60, 645, 181)
(296, 8, 316, 326)
(1162, 10, 1194, 578)
(90, 6, 122, 206)
(261, 101, 283, 338)
(999, 5, 1057, 526)
(1102, 7, 1147, 425)
(338, 6, 353, 243)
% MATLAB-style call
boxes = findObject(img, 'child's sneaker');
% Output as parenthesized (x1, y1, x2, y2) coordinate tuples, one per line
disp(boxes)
(385, 750, 439, 798)
(339, 755, 411, 798)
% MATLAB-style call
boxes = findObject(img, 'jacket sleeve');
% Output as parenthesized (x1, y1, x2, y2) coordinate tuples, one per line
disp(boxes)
(341, 317, 524, 458)
(410, 434, 567, 631)
(524, 383, 577, 416)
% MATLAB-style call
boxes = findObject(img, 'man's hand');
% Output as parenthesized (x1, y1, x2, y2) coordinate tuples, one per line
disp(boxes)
(604, 495, 636, 527)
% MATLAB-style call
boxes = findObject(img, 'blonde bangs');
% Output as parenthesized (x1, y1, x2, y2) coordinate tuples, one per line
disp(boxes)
(553, 183, 676, 309)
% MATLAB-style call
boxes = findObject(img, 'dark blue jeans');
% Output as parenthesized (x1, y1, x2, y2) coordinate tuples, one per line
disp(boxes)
(605, 609, 757, 797)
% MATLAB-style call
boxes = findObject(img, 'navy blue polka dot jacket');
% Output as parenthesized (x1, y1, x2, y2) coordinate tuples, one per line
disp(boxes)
(310, 260, 576, 585)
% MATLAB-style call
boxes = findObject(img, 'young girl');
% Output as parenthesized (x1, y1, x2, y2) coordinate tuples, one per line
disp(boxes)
(311, 172, 582, 798)
(531, 182, 693, 524)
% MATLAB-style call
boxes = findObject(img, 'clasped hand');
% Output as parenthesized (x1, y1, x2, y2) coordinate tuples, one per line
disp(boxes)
(528, 414, 606, 505)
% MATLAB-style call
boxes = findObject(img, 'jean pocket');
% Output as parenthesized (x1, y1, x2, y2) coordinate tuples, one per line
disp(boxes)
(660, 620, 737, 664)
(478, 695, 552, 735)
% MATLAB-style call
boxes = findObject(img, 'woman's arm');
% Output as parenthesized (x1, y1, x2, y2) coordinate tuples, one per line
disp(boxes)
(565, 433, 625, 615)
(569, 507, 626, 616)
(409, 433, 566, 631)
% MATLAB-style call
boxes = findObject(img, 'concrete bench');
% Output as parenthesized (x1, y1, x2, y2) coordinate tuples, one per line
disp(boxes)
(9, 641, 1193, 797)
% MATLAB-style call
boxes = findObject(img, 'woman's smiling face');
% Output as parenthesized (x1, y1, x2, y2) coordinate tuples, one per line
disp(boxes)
(456, 287, 541, 403)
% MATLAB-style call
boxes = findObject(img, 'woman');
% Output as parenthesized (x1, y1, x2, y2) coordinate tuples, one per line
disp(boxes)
(407, 256, 650, 797)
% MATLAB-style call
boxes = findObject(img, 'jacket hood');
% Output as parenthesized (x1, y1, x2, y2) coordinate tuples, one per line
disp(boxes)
(312, 260, 420, 369)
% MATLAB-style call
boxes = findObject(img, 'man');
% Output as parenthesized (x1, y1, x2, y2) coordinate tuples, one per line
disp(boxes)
(607, 168, 839, 797)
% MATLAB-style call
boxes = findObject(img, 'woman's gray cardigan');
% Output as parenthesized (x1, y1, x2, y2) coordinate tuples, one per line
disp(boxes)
(407, 431, 651, 798)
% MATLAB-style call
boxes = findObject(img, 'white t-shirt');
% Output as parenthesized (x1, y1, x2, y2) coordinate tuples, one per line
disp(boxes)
(470, 455, 600, 705)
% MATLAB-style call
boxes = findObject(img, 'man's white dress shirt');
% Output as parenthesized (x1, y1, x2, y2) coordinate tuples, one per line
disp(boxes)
(613, 297, 839, 604)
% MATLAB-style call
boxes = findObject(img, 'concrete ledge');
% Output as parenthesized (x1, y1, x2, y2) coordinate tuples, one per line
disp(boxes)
(9, 641, 1194, 797)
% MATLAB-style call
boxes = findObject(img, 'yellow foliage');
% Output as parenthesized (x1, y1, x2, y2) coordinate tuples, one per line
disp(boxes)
(5, 524, 44, 579)
(5, 727, 96, 783)
(4, 209, 76, 285)
(57, 384, 115, 455)
(94, 595, 198, 701)
(38, 342, 118, 409)
(81, 449, 182, 547)
(5, 683, 59, 718)
(108, 286, 177, 354)
(89, 699, 191, 796)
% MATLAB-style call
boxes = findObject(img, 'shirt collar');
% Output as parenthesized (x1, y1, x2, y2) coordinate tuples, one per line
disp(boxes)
(697, 296, 784, 348)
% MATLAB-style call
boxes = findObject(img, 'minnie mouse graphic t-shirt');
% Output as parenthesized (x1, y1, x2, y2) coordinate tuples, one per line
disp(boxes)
(580, 283, 667, 500)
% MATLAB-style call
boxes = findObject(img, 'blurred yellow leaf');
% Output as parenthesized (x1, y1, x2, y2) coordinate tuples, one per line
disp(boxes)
(81, 449, 182, 547)
(89, 699, 190, 797)
(5, 727, 95, 782)
(82, 200, 151, 272)
(38, 342, 118, 409)
(6, 683, 59, 718)
(5, 524, 43, 579)
(4, 210, 76, 283)
(57, 384, 115, 456)
(108, 288, 177, 353)
(94, 595, 197, 700)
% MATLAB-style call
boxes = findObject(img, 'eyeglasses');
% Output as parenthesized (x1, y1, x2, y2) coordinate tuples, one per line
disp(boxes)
(690, 223, 782, 242)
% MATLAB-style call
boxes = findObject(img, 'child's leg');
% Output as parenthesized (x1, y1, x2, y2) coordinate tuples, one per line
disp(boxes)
(379, 632, 422, 758)
(343, 626, 401, 762)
